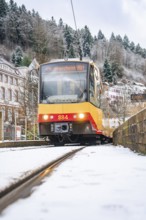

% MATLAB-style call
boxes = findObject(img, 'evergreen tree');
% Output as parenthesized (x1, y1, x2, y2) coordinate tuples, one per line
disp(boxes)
(11, 52, 15, 64)
(64, 25, 72, 50)
(116, 35, 123, 44)
(141, 48, 146, 59)
(82, 25, 93, 57)
(58, 18, 64, 28)
(21, 55, 31, 66)
(64, 24, 75, 58)
(68, 44, 75, 58)
(17, 5, 33, 47)
(83, 42, 90, 57)
(103, 59, 113, 83)
(0, 0, 8, 43)
(32, 15, 50, 63)
(135, 43, 142, 55)
(97, 30, 105, 40)
(11, 46, 23, 66)
(0, 0, 8, 17)
(72, 30, 82, 59)
(93, 35, 97, 42)
(4, 0, 19, 47)
(110, 32, 116, 42)
(9, 0, 18, 12)
(49, 16, 57, 32)
(129, 41, 135, 52)
(111, 62, 124, 80)
(123, 35, 130, 49)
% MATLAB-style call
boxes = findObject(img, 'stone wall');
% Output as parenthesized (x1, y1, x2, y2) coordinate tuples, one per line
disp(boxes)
(113, 108, 146, 154)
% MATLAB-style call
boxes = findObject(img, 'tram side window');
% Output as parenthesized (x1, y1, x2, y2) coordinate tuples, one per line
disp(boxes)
(89, 66, 96, 106)
(95, 69, 101, 107)
(89, 67, 99, 107)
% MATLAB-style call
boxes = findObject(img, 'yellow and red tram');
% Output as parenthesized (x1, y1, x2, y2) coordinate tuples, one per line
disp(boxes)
(38, 59, 108, 145)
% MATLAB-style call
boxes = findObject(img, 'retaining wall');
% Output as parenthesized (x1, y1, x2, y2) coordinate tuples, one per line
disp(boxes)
(113, 108, 146, 154)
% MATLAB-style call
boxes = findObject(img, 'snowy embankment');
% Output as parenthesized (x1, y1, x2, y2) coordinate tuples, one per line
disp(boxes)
(0, 145, 80, 191)
(1, 145, 146, 220)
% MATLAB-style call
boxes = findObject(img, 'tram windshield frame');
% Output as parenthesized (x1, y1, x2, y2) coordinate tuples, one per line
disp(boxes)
(39, 62, 88, 104)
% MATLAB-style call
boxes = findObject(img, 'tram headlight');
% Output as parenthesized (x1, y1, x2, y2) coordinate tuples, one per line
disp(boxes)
(73, 114, 77, 119)
(78, 113, 85, 119)
(50, 115, 54, 120)
(43, 114, 49, 120)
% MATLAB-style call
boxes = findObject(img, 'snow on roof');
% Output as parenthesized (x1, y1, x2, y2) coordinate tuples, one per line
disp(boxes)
(0, 57, 14, 67)
(133, 82, 145, 86)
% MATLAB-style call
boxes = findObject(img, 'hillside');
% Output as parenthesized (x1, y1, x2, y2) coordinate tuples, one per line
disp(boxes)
(0, 0, 146, 85)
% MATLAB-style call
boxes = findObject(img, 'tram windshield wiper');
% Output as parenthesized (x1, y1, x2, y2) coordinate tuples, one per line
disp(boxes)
(78, 89, 87, 102)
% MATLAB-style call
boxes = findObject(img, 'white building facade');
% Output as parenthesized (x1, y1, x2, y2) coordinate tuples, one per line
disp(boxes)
(0, 57, 28, 140)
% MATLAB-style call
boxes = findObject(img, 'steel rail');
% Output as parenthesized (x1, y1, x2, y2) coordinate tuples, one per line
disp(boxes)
(0, 147, 84, 213)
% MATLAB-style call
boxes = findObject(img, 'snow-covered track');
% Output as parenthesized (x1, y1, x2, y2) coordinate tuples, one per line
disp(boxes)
(0, 147, 84, 213)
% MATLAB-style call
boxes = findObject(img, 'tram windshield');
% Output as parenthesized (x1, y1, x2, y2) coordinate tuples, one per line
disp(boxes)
(40, 62, 88, 104)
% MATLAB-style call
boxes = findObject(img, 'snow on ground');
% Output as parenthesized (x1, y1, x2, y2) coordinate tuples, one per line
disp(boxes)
(0, 145, 81, 191)
(1, 145, 146, 220)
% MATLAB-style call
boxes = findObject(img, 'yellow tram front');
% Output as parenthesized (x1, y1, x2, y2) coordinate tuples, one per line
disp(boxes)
(38, 59, 103, 145)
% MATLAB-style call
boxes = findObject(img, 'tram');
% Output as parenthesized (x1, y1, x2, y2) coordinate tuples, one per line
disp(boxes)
(38, 58, 109, 145)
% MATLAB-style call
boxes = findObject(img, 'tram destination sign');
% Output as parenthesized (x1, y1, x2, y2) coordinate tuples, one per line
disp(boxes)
(131, 94, 146, 102)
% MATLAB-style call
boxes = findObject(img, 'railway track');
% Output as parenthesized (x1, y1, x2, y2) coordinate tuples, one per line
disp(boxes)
(0, 147, 84, 213)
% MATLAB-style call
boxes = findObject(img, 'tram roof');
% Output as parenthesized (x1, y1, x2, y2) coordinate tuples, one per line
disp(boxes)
(48, 57, 94, 64)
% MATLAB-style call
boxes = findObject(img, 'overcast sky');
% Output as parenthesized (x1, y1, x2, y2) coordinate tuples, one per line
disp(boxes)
(9, 0, 146, 48)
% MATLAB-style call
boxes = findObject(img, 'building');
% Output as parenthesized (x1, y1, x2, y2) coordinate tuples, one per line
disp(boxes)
(0, 56, 28, 140)
(104, 82, 146, 105)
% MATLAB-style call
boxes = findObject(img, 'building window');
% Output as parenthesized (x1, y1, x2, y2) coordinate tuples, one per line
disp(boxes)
(8, 108, 12, 122)
(0, 73, 3, 82)
(4, 75, 8, 83)
(8, 89, 12, 101)
(13, 78, 18, 86)
(1, 107, 5, 120)
(9, 76, 13, 85)
(0, 88, 2, 99)
(1, 87, 5, 100)
(14, 90, 19, 102)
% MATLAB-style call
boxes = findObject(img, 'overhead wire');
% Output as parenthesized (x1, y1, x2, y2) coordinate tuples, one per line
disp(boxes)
(70, 0, 82, 60)
(70, 0, 78, 32)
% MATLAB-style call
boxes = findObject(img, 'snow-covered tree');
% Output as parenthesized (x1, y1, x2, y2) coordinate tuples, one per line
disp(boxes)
(63, 24, 75, 58)
(0, 0, 8, 17)
(0, 0, 8, 43)
(81, 25, 93, 57)
(135, 43, 142, 55)
(123, 35, 130, 50)
(110, 32, 116, 42)
(111, 62, 124, 80)
(129, 41, 135, 52)
(116, 35, 123, 44)
(103, 59, 113, 83)
(11, 46, 23, 66)
(97, 30, 105, 40)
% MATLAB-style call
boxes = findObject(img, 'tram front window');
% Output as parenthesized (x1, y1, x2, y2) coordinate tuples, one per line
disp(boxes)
(40, 62, 87, 104)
